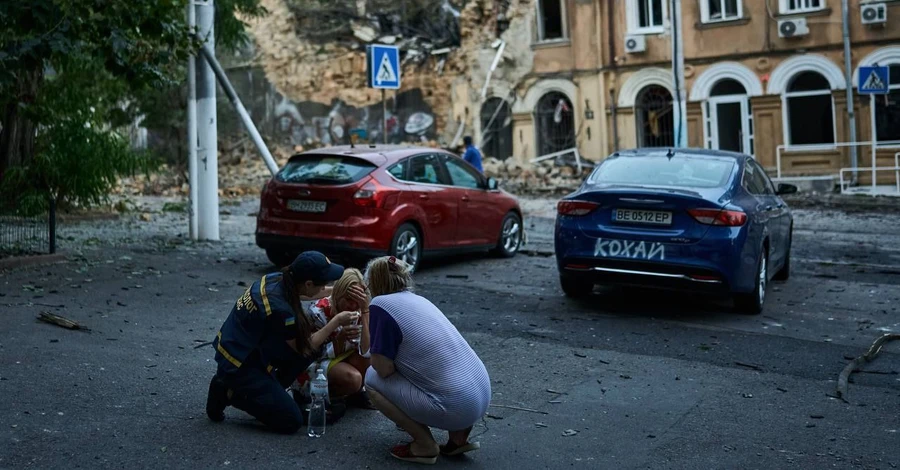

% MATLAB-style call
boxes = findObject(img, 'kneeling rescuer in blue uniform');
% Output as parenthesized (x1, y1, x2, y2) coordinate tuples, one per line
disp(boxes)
(205, 251, 358, 434)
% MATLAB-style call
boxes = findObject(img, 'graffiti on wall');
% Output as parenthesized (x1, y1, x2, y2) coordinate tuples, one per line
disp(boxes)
(272, 88, 437, 147)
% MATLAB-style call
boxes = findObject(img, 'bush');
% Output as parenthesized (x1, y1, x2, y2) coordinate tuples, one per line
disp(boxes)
(1, 117, 158, 216)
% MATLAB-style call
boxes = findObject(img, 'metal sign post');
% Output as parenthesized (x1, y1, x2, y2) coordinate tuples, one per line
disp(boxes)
(367, 45, 401, 145)
(858, 65, 890, 190)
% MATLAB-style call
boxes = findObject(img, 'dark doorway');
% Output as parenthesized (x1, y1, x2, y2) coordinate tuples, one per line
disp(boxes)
(480, 98, 513, 161)
(535, 92, 576, 157)
(635, 85, 674, 147)
(715, 102, 743, 152)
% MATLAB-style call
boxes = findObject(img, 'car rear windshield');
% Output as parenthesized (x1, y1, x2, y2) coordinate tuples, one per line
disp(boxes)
(588, 155, 735, 189)
(276, 155, 377, 185)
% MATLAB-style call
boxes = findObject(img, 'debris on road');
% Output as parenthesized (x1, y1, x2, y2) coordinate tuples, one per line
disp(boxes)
(735, 361, 764, 371)
(37, 312, 89, 331)
(562, 429, 578, 437)
(535, 422, 548, 428)
(836, 333, 900, 402)
(573, 351, 587, 358)
(489, 404, 548, 415)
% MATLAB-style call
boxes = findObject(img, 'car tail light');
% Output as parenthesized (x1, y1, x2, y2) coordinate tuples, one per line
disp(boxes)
(353, 178, 397, 208)
(558, 200, 600, 216)
(688, 208, 747, 226)
(353, 185, 378, 207)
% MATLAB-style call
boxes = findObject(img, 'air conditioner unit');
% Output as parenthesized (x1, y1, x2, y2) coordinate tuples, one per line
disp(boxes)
(861, 3, 887, 25)
(778, 18, 809, 38)
(624, 34, 646, 54)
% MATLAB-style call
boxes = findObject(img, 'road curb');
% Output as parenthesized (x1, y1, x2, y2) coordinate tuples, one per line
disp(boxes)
(0, 253, 68, 271)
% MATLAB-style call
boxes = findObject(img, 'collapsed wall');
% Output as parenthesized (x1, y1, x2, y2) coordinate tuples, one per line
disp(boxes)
(243, 0, 535, 149)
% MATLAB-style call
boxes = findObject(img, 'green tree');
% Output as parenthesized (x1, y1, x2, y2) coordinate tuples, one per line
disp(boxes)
(0, 0, 264, 213)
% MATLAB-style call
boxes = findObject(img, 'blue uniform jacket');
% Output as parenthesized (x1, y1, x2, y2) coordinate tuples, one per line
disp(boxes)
(212, 273, 314, 377)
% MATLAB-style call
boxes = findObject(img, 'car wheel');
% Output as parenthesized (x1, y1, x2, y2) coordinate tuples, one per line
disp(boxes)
(560, 274, 593, 298)
(266, 249, 296, 269)
(734, 247, 768, 315)
(774, 229, 791, 281)
(491, 212, 523, 258)
(390, 223, 422, 273)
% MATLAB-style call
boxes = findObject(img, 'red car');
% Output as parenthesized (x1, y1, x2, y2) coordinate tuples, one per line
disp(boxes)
(256, 145, 524, 272)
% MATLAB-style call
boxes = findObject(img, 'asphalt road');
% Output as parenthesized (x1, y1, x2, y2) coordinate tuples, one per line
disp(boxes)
(1, 196, 899, 469)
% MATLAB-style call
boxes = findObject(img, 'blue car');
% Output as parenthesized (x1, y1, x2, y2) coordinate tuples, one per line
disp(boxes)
(554, 148, 796, 314)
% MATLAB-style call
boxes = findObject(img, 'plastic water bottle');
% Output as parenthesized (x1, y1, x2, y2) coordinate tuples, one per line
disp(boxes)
(307, 368, 327, 438)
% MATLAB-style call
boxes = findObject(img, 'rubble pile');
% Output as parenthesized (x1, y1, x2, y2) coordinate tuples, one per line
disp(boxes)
(113, 138, 444, 198)
(286, 0, 465, 64)
(483, 157, 591, 196)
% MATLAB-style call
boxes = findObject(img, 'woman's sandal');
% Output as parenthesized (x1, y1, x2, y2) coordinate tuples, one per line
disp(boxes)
(390, 443, 438, 465)
(439, 440, 481, 456)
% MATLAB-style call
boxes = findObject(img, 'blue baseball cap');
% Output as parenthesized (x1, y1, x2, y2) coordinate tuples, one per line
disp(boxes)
(288, 251, 344, 284)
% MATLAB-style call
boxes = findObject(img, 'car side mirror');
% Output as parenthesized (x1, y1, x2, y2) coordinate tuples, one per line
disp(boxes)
(776, 183, 798, 195)
(487, 177, 499, 190)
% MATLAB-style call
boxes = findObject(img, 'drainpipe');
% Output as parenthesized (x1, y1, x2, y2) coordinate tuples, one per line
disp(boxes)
(610, 89, 620, 151)
(842, 0, 859, 183)
(608, 0, 618, 153)
(607, 0, 616, 68)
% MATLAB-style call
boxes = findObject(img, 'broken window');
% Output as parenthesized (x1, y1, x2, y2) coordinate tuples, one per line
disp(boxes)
(629, 0, 666, 33)
(779, 0, 824, 14)
(701, 0, 742, 23)
(635, 85, 674, 147)
(536, 0, 567, 42)
(784, 71, 834, 146)
(872, 64, 900, 145)
(535, 92, 575, 156)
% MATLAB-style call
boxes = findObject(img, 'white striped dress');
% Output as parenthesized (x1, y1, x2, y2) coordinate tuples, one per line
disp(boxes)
(364, 291, 491, 431)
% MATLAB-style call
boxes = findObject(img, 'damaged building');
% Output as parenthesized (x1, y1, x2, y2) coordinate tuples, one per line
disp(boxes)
(220, 0, 900, 186)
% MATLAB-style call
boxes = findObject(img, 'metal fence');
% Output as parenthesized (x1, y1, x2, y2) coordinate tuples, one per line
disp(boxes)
(0, 201, 57, 258)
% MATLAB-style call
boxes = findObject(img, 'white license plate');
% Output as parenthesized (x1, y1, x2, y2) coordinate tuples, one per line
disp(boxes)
(614, 209, 672, 225)
(287, 200, 326, 213)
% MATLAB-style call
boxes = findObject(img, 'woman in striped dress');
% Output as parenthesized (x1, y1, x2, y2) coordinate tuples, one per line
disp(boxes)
(364, 256, 491, 464)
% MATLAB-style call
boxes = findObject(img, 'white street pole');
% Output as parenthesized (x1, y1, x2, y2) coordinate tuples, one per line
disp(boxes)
(196, 0, 219, 241)
(187, 2, 199, 240)
(670, 0, 687, 148)
(841, 0, 859, 182)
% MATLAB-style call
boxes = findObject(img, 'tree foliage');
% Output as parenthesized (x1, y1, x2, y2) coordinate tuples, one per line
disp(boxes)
(0, 0, 265, 215)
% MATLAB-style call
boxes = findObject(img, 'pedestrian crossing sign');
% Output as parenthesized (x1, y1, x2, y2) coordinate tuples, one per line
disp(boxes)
(367, 45, 401, 90)
(858, 66, 889, 95)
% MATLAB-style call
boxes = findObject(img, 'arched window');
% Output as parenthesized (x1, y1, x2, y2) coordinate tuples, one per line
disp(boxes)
(635, 85, 674, 147)
(710, 79, 746, 97)
(874, 64, 900, 145)
(480, 98, 513, 160)
(783, 71, 835, 146)
(535, 92, 575, 156)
